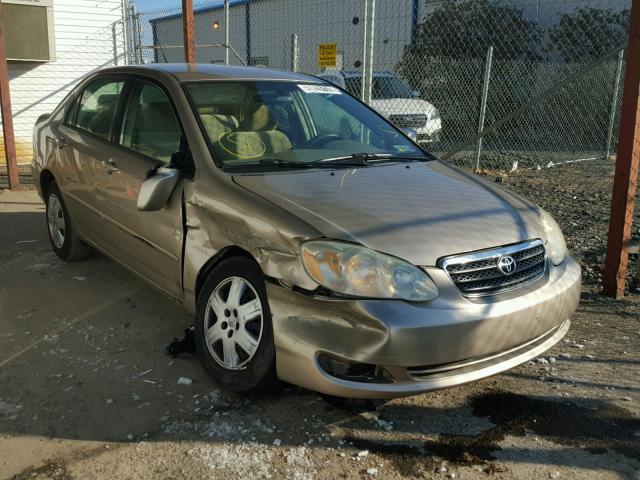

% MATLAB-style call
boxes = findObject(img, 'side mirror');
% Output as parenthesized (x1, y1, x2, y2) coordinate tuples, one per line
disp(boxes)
(137, 167, 180, 211)
(412, 90, 421, 98)
(400, 127, 418, 142)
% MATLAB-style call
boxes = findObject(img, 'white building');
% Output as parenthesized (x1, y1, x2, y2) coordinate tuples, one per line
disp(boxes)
(1, 0, 126, 165)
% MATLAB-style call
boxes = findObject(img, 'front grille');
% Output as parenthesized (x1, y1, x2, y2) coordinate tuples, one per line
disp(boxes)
(389, 114, 427, 128)
(440, 240, 546, 297)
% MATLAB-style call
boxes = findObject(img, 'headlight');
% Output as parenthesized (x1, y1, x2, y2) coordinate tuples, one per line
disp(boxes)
(301, 240, 438, 301)
(540, 209, 566, 265)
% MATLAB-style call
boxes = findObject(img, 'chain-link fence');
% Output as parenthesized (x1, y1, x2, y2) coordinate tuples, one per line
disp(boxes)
(128, 0, 631, 170)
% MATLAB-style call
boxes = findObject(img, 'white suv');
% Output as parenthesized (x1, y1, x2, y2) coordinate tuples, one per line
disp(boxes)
(318, 70, 442, 144)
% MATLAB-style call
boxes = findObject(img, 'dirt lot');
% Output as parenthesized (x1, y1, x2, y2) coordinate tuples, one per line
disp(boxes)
(1, 161, 639, 480)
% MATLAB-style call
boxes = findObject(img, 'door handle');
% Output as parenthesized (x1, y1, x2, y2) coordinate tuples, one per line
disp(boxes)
(55, 136, 67, 149)
(101, 159, 119, 174)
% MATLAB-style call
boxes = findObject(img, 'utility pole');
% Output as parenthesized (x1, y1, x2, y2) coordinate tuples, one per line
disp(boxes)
(182, 0, 196, 63)
(0, 1, 18, 190)
(603, 0, 640, 297)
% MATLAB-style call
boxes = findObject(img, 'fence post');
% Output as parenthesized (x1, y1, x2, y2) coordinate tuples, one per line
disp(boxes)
(361, 0, 375, 104)
(0, 2, 18, 190)
(135, 11, 143, 64)
(224, 0, 230, 65)
(606, 49, 625, 160)
(475, 46, 493, 171)
(127, 4, 136, 64)
(290, 34, 298, 72)
(182, 0, 196, 63)
(603, 1, 640, 298)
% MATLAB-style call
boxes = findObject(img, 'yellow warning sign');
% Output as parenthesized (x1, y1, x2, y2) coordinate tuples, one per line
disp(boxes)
(318, 43, 337, 67)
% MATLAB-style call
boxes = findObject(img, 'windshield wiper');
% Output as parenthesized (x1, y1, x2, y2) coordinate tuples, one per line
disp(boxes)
(223, 158, 313, 171)
(315, 152, 429, 166)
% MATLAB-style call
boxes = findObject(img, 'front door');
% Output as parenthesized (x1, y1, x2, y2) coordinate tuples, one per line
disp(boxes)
(96, 79, 186, 298)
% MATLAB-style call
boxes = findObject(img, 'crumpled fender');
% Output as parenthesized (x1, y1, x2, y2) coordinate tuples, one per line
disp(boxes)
(182, 185, 321, 315)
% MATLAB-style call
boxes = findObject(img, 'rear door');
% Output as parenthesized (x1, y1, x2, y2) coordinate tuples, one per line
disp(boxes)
(96, 77, 186, 298)
(55, 76, 127, 241)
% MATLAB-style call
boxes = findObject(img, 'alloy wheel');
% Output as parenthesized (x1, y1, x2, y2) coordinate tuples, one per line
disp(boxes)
(47, 194, 65, 249)
(204, 276, 264, 370)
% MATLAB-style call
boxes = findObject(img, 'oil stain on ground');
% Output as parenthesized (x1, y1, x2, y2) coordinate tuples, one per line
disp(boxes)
(345, 390, 640, 475)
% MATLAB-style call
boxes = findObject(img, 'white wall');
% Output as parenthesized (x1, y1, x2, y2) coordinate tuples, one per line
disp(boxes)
(2, 0, 126, 164)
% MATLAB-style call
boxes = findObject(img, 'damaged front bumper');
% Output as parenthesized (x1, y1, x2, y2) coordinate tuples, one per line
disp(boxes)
(269, 255, 581, 399)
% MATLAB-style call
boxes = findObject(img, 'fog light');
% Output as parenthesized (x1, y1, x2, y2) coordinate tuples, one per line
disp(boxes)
(318, 354, 393, 384)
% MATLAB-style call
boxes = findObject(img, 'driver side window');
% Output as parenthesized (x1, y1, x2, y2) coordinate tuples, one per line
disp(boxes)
(120, 81, 182, 164)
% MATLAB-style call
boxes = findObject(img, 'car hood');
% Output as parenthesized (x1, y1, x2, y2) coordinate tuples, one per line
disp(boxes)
(370, 98, 436, 117)
(232, 161, 546, 266)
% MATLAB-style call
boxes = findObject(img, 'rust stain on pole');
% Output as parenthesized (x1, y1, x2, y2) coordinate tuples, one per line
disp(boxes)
(603, 0, 640, 298)
(0, 1, 19, 190)
(182, 0, 196, 64)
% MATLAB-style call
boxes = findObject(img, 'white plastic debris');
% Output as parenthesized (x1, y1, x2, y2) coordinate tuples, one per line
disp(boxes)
(273, 439, 282, 446)
(622, 396, 632, 402)
(106, 398, 114, 404)
(126, 433, 134, 441)
(549, 471, 561, 479)
(357, 450, 369, 457)
(177, 376, 193, 385)
(535, 358, 549, 364)
(73, 276, 86, 281)
(366, 467, 378, 475)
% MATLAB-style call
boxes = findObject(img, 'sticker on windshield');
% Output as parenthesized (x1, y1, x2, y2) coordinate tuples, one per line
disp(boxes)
(298, 84, 342, 95)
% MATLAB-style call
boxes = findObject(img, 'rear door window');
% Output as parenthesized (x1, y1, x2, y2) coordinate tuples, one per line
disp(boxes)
(70, 78, 125, 140)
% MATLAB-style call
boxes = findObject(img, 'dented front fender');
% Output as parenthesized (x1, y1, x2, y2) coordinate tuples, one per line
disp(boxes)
(182, 175, 321, 315)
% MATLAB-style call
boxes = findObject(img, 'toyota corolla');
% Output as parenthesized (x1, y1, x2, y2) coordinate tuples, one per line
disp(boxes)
(31, 64, 580, 398)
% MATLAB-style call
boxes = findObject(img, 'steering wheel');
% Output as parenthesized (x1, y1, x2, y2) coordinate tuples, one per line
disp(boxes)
(308, 133, 342, 147)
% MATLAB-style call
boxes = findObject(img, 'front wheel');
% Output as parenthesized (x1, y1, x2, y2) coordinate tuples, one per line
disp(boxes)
(45, 181, 92, 261)
(195, 256, 278, 393)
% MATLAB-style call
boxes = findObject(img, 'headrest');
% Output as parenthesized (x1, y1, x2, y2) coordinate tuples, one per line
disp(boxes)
(97, 94, 119, 106)
(142, 102, 178, 132)
(241, 103, 276, 131)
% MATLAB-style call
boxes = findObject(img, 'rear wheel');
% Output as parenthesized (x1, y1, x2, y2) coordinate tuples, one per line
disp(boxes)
(45, 182, 92, 261)
(195, 256, 278, 392)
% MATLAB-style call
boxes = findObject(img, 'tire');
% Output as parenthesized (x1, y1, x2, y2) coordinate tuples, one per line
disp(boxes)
(195, 256, 278, 393)
(45, 181, 92, 261)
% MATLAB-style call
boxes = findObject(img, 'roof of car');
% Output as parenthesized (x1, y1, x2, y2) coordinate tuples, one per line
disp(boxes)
(99, 64, 322, 83)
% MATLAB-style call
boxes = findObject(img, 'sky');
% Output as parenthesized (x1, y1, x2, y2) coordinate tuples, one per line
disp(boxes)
(132, 0, 182, 12)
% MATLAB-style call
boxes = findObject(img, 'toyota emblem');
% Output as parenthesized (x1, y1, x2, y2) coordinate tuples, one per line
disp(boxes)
(497, 255, 517, 275)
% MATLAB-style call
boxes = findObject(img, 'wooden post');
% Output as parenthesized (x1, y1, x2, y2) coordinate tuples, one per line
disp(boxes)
(603, 0, 640, 298)
(0, 1, 19, 190)
(182, 0, 196, 64)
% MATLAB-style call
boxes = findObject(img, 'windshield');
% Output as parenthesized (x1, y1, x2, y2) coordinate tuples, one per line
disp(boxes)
(343, 76, 414, 99)
(184, 81, 424, 167)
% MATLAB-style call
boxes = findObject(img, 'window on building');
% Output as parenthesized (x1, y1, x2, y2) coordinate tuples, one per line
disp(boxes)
(4, 1, 55, 62)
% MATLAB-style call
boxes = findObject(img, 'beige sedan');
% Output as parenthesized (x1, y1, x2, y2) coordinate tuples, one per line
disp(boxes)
(32, 64, 580, 398)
